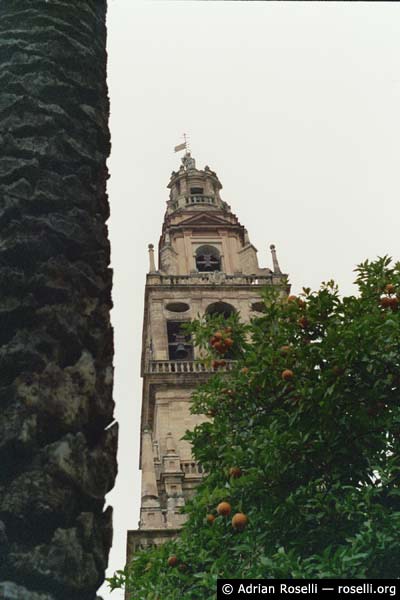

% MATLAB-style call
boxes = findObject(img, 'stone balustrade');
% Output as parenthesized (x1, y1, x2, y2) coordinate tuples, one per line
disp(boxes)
(181, 461, 204, 476)
(146, 359, 236, 374)
(185, 194, 215, 205)
(147, 272, 275, 286)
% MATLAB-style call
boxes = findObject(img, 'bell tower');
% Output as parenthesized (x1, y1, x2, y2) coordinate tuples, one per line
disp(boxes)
(126, 152, 289, 561)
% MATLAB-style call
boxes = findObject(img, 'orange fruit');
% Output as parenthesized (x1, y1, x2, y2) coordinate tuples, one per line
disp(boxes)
(206, 514, 215, 524)
(216, 501, 232, 516)
(385, 284, 396, 295)
(389, 297, 399, 310)
(229, 467, 242, 478)
(379, 296, 391, 308)
(214, 341, 227, 354)
(224, 338, 234, 348)
(214, 331, 223, 339)
(241, 367, 249, 375)
(281, 369, 294, 381)
(287, 295, 297, 302)
(232, 513, 248, 531)
(168, 556, 178, 567)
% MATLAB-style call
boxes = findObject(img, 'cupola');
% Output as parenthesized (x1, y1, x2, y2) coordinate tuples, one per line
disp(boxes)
(166, 153, 230, 214)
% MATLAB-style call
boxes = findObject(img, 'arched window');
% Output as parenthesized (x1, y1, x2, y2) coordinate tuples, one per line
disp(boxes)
(205, 302, 236, 359)
(167, 321, 193, 361)
(195, 245, 221, 272)
(206, 301, 236, 319)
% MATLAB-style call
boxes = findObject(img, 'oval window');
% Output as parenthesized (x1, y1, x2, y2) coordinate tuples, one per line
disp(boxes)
(251, 301, 265, 313)
(165, 302, 190, 313)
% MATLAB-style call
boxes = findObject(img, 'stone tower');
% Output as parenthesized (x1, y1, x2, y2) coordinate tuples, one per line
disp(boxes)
(126, 152, 289, 561)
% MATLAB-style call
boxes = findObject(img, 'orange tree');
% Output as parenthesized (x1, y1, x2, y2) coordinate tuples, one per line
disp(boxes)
(109, 257, 400, 599)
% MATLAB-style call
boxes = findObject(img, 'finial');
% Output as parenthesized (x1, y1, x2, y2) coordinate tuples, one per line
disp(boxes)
(148, 243, 156, 273)
(270, 244, 282, 274)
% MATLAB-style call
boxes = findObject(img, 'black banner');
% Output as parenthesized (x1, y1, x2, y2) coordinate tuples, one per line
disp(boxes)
(217, 579, 399, 600)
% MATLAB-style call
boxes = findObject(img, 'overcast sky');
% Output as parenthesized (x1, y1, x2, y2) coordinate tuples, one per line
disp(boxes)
(100, 2, 400, 597)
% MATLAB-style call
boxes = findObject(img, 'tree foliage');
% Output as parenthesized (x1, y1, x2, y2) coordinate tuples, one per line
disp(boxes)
(110, 257, 400, 599)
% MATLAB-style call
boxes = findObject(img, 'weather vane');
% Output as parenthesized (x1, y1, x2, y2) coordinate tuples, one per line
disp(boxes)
(174, 133, 190, 154)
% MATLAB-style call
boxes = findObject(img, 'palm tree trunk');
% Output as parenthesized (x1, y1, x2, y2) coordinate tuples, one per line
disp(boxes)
(0, 2, 117, 599)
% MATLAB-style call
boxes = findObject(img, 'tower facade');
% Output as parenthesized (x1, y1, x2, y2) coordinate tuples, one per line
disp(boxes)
(126, 153, 289, 561)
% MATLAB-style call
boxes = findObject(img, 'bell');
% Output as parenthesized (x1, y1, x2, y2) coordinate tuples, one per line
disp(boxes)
(175, 343, 187, 359)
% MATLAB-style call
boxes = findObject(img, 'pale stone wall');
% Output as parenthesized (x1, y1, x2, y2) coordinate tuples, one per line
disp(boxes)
(138, 281, 286, 527)
(149, 299, 168, 360)
(153, 388, 204, 462)
(239, 244, 260, 274)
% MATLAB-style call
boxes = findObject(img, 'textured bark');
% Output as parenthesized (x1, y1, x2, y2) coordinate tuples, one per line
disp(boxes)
(0, 2, 117, 599)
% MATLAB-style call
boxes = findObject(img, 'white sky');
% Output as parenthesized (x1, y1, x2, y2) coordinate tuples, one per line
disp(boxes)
(100, 2, 400, 597)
